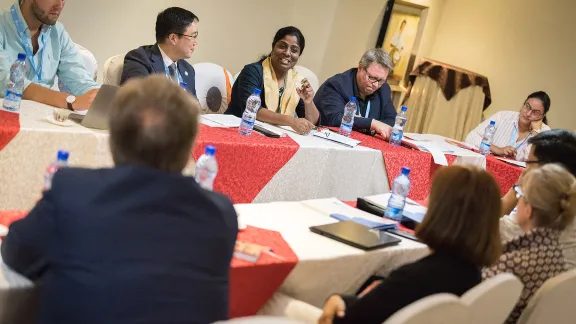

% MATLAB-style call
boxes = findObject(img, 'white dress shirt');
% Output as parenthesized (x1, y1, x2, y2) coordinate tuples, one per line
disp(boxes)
(158, 45, 177, 71)
(465, 110, 551, 161)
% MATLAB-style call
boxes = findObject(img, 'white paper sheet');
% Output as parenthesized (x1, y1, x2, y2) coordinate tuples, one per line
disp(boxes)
(495, 157, 526, 168)
(402, 139, 449, 165)
(312, 129, 360, 147)
(363, 194, 428, 223)
(200, 114, 241, 127)
(301, 198, 397, 227)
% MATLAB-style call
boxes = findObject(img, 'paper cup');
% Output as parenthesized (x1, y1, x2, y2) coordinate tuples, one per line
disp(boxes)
(53, 108, 71, 123)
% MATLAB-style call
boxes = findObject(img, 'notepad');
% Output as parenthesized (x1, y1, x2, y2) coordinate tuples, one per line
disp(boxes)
(363, 194, 427, 223)
(313, 129, 361, 147)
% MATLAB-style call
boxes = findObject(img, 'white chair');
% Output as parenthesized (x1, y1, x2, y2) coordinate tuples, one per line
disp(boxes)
(293, 66, 319, 92)
(233, 72, 240, 85)
(103, 54, 125, 86)
(192, 62, 234, 114)
(383, 293, 468, 324)
(517, 268, 576, 324)
(461, 273, 523, 324)
(213, 316, 305, 323)
(257, 292, 322, 324)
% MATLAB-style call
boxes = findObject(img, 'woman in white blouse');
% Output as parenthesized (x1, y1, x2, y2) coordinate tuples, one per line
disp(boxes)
(465, 91, 551, 161)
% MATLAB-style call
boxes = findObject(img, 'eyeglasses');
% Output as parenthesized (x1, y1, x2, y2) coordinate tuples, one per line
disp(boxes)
(175, 33, 198, 40)
(523, 102, 544, 118)
(364, 69, 386, 86)
(513, 184, 524, 200)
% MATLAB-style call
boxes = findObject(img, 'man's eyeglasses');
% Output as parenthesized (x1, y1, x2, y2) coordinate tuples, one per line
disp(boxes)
(364, 69, 386, 86)
(176, 33, 198, 40)
(523, 102, 544, 118)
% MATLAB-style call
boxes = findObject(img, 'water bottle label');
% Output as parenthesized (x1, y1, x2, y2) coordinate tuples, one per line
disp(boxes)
(385, 206, 403, 221)
(480, 142, 491, 151)
(391, 131, 402, 142)
(241, 118, 254, 127)
(4, 90, 22, 99)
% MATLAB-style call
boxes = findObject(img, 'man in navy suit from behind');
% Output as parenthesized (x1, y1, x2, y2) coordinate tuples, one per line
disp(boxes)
(1, 76, 238, 324)
(121, 7, 198, 96)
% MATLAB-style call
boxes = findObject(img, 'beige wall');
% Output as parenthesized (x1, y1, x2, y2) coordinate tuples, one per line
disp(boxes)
(0, 0, 445, 84)
(429, 0, 576, 130)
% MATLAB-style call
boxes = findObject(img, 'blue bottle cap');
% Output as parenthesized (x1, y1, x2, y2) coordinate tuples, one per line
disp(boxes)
(17, 53, 26, 61)
(489, 120, 495, 126)
(401, 167, 411, 175)
(57, 150, 69, 161)
(350, 96, 357, 102)
(401, 106, 408, 112)
(253, 88, 262, 95)
(205, 145, 216, 156)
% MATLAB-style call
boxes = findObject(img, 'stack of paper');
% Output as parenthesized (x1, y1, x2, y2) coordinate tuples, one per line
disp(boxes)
(200, 114, 241, 128)
(363, 193, 427, 223)
(301, 198, 397, 229)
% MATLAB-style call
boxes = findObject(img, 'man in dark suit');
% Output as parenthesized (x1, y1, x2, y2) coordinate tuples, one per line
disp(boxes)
(121, 7, 198, 96)
(1, 76, 238, 324)
(314, 49, 397, 139)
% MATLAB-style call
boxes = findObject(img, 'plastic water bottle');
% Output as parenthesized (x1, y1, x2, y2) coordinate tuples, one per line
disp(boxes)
(3, 53, 27, 112)
(339, 97, 357, 137)
(179, 81, 188, 90)
(238, 88, 262, 136)
(390, 106, 408, 146)
(195, 145, 218, 191)
(479, 121, 496, 156)
(43, 150, 70, 191)
(385, 167, 411, 221)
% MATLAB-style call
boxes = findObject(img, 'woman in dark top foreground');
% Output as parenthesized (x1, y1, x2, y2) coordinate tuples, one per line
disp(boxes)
(225, 26, 320, 134)
(319, 165, 503, 324)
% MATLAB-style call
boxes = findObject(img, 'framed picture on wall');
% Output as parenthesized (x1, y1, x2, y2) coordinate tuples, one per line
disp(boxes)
(376, 0, 426, 86)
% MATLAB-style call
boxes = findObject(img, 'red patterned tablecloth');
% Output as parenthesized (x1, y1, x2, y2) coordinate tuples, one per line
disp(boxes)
(485, 155, 523, 195)
(0, 212, 298, 319)
(349, 131, 522, 199)
(231, 226, 298, 318)
(350, 132, 457, 200)
(0, 110, 20, 151)
(193, 125, 299, 204)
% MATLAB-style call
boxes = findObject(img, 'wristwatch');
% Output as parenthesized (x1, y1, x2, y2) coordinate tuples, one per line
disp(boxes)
(66, 95, 76, 111)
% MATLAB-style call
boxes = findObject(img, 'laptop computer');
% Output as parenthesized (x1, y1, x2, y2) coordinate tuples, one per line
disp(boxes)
(310, 221, 401, 251)
(68, 84, 119, 130)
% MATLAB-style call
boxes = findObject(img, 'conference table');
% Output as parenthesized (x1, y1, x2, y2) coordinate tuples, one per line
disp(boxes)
(0, 100, 523, 211)
(0, 199, 428, 319)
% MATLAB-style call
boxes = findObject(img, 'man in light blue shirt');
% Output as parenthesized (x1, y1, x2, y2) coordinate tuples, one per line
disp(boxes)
(0, 0, 99, 111)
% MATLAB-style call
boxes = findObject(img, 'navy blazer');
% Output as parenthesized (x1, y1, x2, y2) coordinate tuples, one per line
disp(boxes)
(120, 44, 197, 96)
(224, 61, 306, 118)
(314, 68, 397, 131)
(1, 166, 238, 324)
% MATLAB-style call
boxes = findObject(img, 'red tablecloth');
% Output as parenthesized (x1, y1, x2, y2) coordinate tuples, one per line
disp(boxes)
(231, 226, 298, 318)
(192, 125, 299, 204)
(349, 131, 522, 199)
(350, 132, 457, 200)
(485, 155, 523, 195)
(0, 110, 20, 151)
(0, 212, 298, 319)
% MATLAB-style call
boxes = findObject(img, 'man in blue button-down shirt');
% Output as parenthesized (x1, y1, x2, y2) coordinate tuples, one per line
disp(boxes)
(0, 0, 99, 111)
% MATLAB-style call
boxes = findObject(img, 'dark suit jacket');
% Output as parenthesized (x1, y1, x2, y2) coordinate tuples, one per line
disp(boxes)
(314, 68, 397, 131)
(121, 44, 197, 96)
(1, 165, 238, 324)
(334, 250, 481, 324)
(224, 61, 306, 118)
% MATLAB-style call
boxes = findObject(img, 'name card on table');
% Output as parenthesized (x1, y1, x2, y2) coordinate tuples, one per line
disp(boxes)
(312, 129, 360, 147)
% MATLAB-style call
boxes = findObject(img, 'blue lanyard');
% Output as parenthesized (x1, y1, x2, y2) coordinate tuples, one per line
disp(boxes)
(164, 63, 183, 83)
(10, 4, 46, 82)
(510, 122, 530, 150)
(356, 101, 371, 118)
